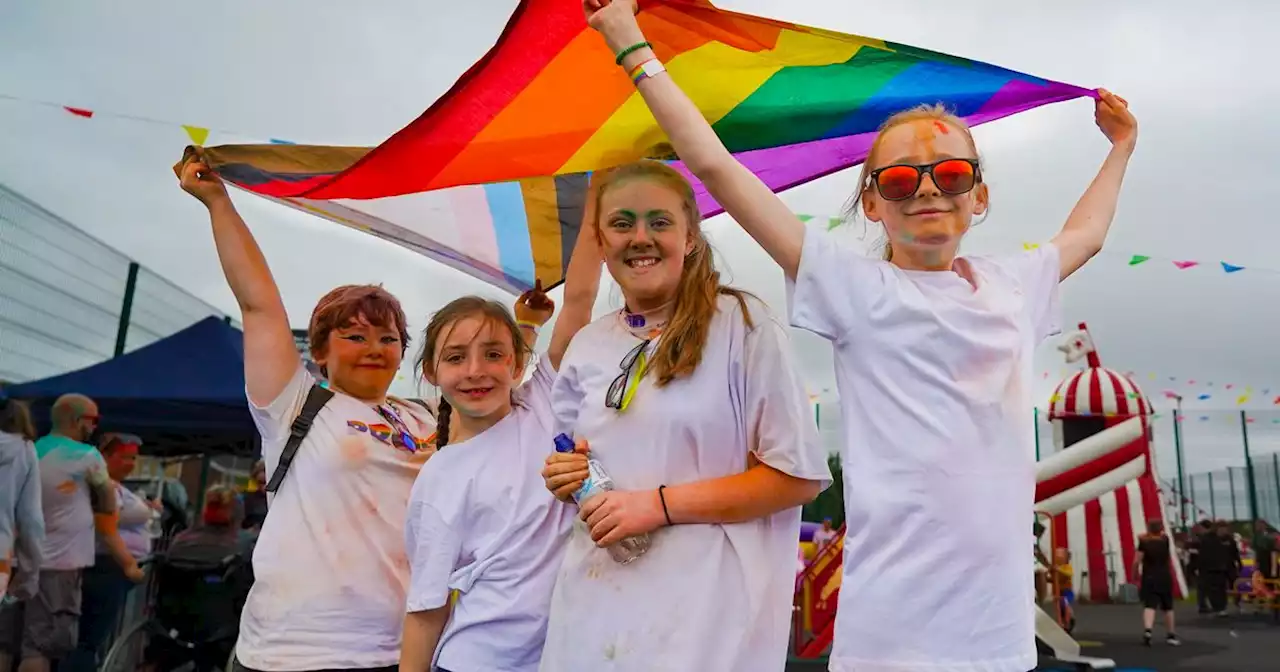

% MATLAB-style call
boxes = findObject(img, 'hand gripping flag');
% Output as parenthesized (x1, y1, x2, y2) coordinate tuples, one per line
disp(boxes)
(177, 0, 1093, 293)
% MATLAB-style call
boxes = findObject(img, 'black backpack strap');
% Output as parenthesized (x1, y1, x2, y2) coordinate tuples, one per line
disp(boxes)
(403, 397, 437, 419)
(264, 384, 335, 494)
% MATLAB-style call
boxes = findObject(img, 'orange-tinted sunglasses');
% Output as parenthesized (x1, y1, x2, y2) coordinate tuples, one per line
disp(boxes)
(867, 158, 981, 201)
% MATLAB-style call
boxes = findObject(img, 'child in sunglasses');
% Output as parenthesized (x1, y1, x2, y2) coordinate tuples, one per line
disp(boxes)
(580, 1, 1137, 670)
(399, 199, 602, 672)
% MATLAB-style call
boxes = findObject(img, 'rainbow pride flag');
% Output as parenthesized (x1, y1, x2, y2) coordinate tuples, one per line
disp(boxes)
(184, 0, 1093, 293)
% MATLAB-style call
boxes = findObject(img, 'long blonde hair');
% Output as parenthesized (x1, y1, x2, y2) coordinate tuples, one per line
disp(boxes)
(844, 104, 983, 261)
(595, 161, 754, 386)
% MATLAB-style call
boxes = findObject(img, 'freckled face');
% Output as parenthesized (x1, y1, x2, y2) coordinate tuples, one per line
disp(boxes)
(427, 315, 520, 421)
(317, 314, 403, 399)
(862, 119, 988, 265)
(598, 179, 694, 309)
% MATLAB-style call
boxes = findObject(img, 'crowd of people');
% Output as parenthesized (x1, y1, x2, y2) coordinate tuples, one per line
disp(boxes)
(0, 390, 265, 672)
(3, 1, 1144, 670)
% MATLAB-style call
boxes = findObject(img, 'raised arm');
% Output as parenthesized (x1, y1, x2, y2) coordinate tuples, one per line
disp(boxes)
(1050, 90, 1137, 280)
(584, 0, 806, 278)
(177, 152, 301, 406)
(547, 183, 603, 369)
(513, 187, 603, 371)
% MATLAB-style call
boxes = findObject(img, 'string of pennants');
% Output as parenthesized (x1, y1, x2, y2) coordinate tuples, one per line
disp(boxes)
(801, 212, 1259, 275)
(0, 93, 298, 146)
(1040, 369, 1280, 408)
(1, 91, 1270, 277)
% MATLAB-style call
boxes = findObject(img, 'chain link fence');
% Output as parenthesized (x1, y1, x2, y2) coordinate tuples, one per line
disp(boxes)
(0, 182, 238, 384)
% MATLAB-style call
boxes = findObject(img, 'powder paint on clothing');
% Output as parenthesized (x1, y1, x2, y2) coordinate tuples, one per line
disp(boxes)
(237, 364, 436, 670)
(789, 232, 1063, 672)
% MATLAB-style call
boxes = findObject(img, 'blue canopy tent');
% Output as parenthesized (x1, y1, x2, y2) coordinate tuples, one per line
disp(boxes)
(6, 316, 255, 456)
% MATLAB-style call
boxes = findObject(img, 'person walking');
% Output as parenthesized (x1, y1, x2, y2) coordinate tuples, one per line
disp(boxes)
(1135, 520, 1180, 646)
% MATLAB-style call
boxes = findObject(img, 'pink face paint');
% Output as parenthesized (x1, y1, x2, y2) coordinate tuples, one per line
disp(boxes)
(933, 120, 950, 135)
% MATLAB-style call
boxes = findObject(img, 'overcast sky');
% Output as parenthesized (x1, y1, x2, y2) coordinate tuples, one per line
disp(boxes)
(1, 0, 1277, 487)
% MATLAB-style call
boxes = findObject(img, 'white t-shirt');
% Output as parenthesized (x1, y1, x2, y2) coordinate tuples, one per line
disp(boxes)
(237, 365, 436, 671)
(788, 229, 1062, 672)
(33, 435, 111, 571)
(539, 294, 832, 672)
(95, 482, 153, 559)
(405, 356, 572, 672)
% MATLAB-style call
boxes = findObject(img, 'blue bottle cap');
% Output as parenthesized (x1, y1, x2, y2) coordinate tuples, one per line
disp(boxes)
(553, 433, 576, 453)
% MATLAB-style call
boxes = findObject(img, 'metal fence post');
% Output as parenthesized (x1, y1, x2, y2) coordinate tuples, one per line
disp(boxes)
(113, 262, 140, 357)
(1209, 471, 1216, 519)
(1241, 411, 1259, 523)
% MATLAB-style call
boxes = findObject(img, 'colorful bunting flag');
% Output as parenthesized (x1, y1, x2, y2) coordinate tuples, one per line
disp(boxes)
(177, 0, 1093, 292)
(182, 125, 209, 146)
(1198, 394, 1211, 400)
(1173, 260, 1199, 270)
(9, 85, 1271, 288)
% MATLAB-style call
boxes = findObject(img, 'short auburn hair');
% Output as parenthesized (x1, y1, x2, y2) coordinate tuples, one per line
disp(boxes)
(308, 285, 411, 364)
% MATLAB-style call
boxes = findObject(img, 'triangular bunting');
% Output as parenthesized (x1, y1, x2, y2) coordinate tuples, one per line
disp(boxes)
(182, 125, 210, 146)
(1221, 262, 1244, 273)
(1023, 242, 1040, 250)
(1128, 255, 1150, 266)
(797, 214, 815, 223)
(827, 217, 842, 231)
(64, 106, 93, 118)
(1173, 260, 1199, 270)
(1236, 394, 1249, 405)
(269, 138, 296, 145)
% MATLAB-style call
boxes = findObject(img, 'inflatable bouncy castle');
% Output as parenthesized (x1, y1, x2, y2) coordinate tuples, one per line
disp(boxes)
(1037, 323, 1188, 602)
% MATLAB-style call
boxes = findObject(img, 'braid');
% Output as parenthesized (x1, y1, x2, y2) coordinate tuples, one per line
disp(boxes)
(436, 397, 453, 448)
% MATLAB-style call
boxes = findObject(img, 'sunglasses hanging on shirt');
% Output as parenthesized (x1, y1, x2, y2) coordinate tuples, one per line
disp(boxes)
(375, 403, 422, 453)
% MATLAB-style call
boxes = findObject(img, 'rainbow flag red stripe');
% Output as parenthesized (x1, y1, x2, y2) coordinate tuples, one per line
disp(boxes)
(187, 0, 1094, 292)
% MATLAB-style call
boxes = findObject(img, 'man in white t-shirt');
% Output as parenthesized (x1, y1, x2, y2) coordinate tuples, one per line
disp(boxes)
(18, 395, 134, 672)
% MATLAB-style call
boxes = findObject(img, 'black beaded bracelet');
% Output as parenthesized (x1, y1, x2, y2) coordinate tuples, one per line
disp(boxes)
(615, 41, 651, 65)
(658, 484, 673, 526)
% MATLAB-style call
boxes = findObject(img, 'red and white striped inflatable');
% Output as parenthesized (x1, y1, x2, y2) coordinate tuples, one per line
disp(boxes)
(1036, 323, 1188, 601)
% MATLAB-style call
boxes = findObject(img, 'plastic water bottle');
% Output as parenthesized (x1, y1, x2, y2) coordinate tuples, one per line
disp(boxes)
(554, 434, 650, 564)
